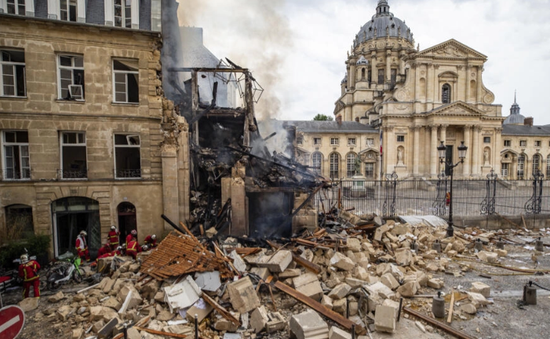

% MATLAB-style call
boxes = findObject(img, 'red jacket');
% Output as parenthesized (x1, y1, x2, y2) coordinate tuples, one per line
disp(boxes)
(75, 235, 87, 251)
(19, 261, 40, 282)
(108, 230, 120, 245)
(126, 240, 141, 254)
(126, 234, 133, 245)
(144, 235, 157, 247)
(98, 244, 111, 257)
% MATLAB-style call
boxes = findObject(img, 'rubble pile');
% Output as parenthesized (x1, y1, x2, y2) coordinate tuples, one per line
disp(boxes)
(21, 215, 550, 339)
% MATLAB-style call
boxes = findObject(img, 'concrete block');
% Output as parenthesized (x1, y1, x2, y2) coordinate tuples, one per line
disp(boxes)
(266, 312, 285, 333)
(293, 273, 324, 301)
(227, 276, 261, 313)
(186, 298, 213, 323)
(251, 267, 270, 280)
(289, 310, 329, 339)
(365, 281, 395, 299)
(328, 283, 351, 300)
(380, 273, 400, 290)
(330, 252, 355, 271)
(258, 250, 293, 273)
(250, 306, 269, 333)
(374, 305, 396, 333)
(329, 326, 352, 339)
(470, 282, 491, 298)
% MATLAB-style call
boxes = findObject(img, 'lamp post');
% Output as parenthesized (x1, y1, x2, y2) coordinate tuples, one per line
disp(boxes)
(437, 141, 468, 237)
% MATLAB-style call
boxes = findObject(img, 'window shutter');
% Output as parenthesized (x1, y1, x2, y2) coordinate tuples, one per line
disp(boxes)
(77, 0, 85, 22)
(104, 0, 114, 26)
(131, 0, 139, 29)
(25, 0, 34, 16)
(47, 0, 58, 19)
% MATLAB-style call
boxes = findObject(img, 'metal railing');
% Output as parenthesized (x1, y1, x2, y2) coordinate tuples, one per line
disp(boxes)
(58, 168, 87, 179)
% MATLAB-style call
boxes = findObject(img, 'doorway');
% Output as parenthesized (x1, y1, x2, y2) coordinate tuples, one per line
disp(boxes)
(52, 197, 100, 258)
(117, 202, 137, 245)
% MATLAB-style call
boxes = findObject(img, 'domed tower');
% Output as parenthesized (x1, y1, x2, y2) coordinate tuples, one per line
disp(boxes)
(334, 0, 416, 123)
(503, 92, 525, 125)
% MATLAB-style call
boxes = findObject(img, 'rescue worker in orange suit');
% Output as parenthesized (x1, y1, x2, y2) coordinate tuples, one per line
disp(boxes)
(18, 254, 40, 298)
(126, 236, 141, 260)
(75, 230, 90, 261)
(97, 239, 112, 257)
(144, 234, 157, 248)
(108, 225, 120, 250)
(126, 229, 137, 247)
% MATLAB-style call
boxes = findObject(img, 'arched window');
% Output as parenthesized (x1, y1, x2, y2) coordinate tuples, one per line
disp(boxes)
(533, 154, 541, 174)
(346, 153, 358, 177)
(442, 83, 451, 103)
(518, 154, 526, 180)
(361, 68, 366, 80)
(329, 153, 340, 179)
(311, 152, 322, 175)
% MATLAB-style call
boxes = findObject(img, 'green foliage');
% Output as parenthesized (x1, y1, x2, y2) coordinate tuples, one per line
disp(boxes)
(0, 234, 51, 269)
(313, 114, 334, 121)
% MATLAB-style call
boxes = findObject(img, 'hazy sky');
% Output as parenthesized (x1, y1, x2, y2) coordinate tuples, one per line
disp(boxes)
(177, 0, 550, 125)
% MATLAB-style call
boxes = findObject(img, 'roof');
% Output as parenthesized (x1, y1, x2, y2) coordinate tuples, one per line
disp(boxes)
(503, 113, 526, 125)
(355, 0, 413, 46)
(502, 125, 550, 136)
(282, 121, 379, 134)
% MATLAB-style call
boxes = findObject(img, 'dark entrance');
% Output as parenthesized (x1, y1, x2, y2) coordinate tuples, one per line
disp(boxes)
(247, 192, 293, 239)
(117, 202, 137, 245)
(52, 197, 100, 257)
(445, 145, 454, 176)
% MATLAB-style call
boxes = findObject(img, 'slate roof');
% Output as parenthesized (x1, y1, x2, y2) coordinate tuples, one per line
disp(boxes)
(282, 121, 379, 134)
(502, 125, 550, 136)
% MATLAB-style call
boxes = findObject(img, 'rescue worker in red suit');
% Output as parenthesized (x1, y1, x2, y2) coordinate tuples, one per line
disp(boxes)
(75, 230, 90, 261)
(18, 254, 40, 298)
(144, 234, 157, 248)
(97, 240, 112, 257)
(126, 229, 137, 247)
(108, 225, 120, 250)
(97, 246, 122, 260)
(126, 236, 141, 259)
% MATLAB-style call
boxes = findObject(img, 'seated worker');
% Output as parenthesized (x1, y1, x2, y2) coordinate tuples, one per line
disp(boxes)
(126, 229, 137, 246)
(97, 240, 112, 257)
(144, 234, 157, 248)
(126, 236, 142, 260)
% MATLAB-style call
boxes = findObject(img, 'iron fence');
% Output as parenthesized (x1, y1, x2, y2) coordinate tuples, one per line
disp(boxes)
(315, 175, 550, 218)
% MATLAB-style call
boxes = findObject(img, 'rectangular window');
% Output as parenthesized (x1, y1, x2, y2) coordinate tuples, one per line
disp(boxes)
(348, 138, 356, 146)
(114, 134, 141, 178)
(365, 163, 374, 178)
(60, 132, 87, 179)
(114, 0, 132, 28)
(7, 0, 25, 15)
(377, 69, 384, 85)
(535, 140, 541, 147)
(113, 59, 139, 103)
(58, 55, 84, 100)
(501, 163, 509, 177)
(397, 135, 405, 142)
(367, 138, 374, 147)
(330, 138, 339, 145)
(3, 131, 30, 180)
(151, 0, 162, 32)
(520, 140, 527, 147)
(313, 137, 321, 145)
(0, 49, 26, 97)
(60, 0, 77, 22)
(296, 136, 303, 145)
(504, 140, 511, 147)
(390, 69, 397, 84)
(483, 137, 491, 143)
(367, 70, 372, 83)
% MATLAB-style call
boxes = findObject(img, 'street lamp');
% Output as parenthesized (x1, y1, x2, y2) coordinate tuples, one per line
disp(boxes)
(438, 141, 468, 237)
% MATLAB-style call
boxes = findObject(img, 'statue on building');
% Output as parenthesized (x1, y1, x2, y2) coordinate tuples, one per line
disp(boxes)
(397, 148, 404, 165)
(484, 149, 489, 165)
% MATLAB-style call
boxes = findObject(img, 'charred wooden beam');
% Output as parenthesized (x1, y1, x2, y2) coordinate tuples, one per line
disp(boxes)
(403, 307, 475, 339)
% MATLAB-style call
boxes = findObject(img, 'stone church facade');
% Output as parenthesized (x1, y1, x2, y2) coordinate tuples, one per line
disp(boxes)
(330, 0, 549, 180)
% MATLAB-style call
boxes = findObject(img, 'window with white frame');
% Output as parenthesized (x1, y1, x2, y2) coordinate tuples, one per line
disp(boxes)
(311, 152, 322, 174)
(114, 0, 132, 28)
(58, 55, 84, 100)
(329, 153, 340, 179)
(151, 0, 162, 32)
(346, 153, 358, 177)
(1, 49, 26, 97)
(365, 163, 374, 178)
(366, 138, 374, 147)
(504, 140, 511, 147)
(517, 154, 525, 179)
(520, 140, 527, 147)
(501, 163, 509, 177)
(348, 138, 356, 146)
(113, 59, 139, 103)
(533, 154, 541, 174)
(3, 131, 30, 180)
(535, 140, 541, 147)
(60, 132, 87, 179)
(330, 138, 339, 145)
(114, 134, 141, 178)
(313, 137, 321, 145)
(60, 0, 77, 22)
(7, 0, 25, 15)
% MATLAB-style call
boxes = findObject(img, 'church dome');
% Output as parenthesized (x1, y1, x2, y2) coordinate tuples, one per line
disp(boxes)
(503, 93, 525, 125)
(354, 0, 414, 47)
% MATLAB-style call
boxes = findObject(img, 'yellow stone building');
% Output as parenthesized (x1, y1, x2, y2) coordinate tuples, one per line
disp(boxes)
(0, 2, 189, 257)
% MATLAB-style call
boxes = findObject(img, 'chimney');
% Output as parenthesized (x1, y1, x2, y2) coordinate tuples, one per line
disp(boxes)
(336, 115, 343, 125)
(524, 117, 533, 127)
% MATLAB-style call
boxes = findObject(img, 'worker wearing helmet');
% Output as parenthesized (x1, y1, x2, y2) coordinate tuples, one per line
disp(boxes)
(18, 254, 41, 298)
(126, 229, 137, 247)
(126, 235, 141, 260)
(108, 225, 120, 250)
(75, 230, 90, 261)
(144, 234, 157, 248)
(97, 238, 112, 257)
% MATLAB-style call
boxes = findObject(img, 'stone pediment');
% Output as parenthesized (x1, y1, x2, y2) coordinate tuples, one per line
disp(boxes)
(416, 39, 487, 60)
(427, 101, 485, 116)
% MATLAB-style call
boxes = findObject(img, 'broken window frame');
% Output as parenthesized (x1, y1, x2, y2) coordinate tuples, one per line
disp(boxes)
(2, 130, 30, 180)
(6, 0, 25, 15)
(60, 132, 87, 180)
(114, 0, 132, 28)
(57, 54, 85, 100)
(112, 58, 139, 104)
(114, 134, 142, 179)
(60, 0, 78, 22)
(0, 49, 26, 97)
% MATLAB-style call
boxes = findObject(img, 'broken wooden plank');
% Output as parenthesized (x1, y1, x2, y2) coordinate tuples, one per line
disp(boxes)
(135, 326, 187, 338)
(273, 281, 362, 333)
(447, 288, 455, 324)
(202, 292, 241, 327)
(403, 307, 476, 339)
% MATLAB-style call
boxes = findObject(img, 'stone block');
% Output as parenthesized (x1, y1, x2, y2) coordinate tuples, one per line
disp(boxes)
(280, 268, 301, 278)
(345, 238, 362, 252)
(332, 299, 347, 315)
(470, 282, 491, 298)
(214, 318, 239, 332)
(374, 224, 391, 242)
(496, 249, 508, 257)
(330, 252, 355, 271)
(467, 292, 490, 308)
(103, 297, 122, 311)
(460, 303, 477, 315)
(365, 281, 395, 299)
(397, 281, 418, 297)
(18, 297, 39, 312)
(395, 248, 413, 266)
(380, 273, 400, 290)
(250, 306, 269, 333)
(289, 310, 329, 339)
(185, 298, 213, 323)
(227, 276, 261, 314)
(48, 291, 65, 303)
(329, 326, 352, 339)
(250, 267, 270, 280)
(72, 328, 84, 339)
(259, 250, 293, 273)
(92, 320, 105, 333)
(427, 278, 444, 289)
(352, 266, 370, 281)
(328, 283, 351, 300)
(266, 312, 285, 333)
(345, 277, 367, 288)
(374, 305, 396, 333)
(102, 278, 116, 294)
(321, 295, 333, 310)
(476, 251, 498, 263)
(57, 305, 75, 321)
(229, 250, 248, 273)
(293, 273, 323, 301)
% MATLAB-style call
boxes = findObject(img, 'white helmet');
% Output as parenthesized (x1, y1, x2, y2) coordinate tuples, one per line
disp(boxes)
(20, 254, 28, 263)
(151, 234, 156, 240)
(80, 230, 87, 236)
(111, 225, 116, 230)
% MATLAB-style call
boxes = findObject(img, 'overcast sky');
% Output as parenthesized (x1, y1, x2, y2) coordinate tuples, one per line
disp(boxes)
(177, 0, 550, 125)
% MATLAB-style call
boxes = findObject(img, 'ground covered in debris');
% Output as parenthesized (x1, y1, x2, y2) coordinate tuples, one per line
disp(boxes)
(5, 215, 550, 339)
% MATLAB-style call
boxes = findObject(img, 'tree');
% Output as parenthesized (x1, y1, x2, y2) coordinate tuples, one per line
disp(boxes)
(313, 114, 334, 121)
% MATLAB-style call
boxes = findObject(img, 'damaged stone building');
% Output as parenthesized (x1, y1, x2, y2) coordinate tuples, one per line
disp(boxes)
(0, 1, 191, 257)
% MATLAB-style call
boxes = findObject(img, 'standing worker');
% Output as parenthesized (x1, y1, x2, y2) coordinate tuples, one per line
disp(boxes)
(144, 234, 157, 248)
(18, 254, 41, 298)
(126, 229, 137, 246)
(126, 236, 141, 259)
(108, 225, 120, 250)
(75, 230, 90, 261)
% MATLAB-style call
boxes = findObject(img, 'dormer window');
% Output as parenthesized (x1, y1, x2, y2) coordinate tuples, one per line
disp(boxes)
(7, 0, 25, 15)
(114, 0, 132, 28)
(60, 0, 77, 22)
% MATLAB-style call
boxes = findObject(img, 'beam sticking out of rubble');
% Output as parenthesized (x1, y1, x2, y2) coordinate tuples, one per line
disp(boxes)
(403, 307, 475, 339)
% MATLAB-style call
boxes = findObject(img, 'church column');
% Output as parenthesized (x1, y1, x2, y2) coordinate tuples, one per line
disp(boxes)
(413, 126, 420, 176)
(349, 60, 357, 90)
(494, 127, 502, 175)
(463, 125, 471, 177)
(426, 63, 434, 104)
(476, 66, 483, 103)
(472, 126, 481, 176)
(465, 65, 471, 103)
(385, 49, 392, 83)
(430, 125, 438, 177)
(371, 52, 377, 89)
